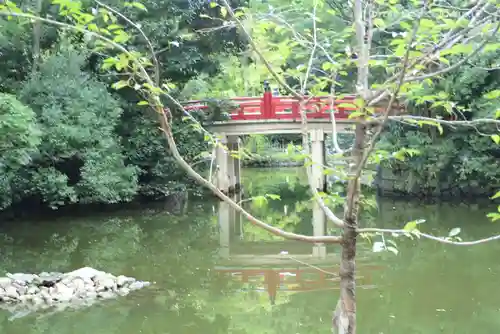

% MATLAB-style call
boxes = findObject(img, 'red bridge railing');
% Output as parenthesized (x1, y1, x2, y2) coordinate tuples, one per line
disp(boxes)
(179, 82, 394, 121)
(183, 94, 360, 121)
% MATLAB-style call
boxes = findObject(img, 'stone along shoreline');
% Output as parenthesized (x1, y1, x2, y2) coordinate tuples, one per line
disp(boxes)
(0, 267, 151, 319)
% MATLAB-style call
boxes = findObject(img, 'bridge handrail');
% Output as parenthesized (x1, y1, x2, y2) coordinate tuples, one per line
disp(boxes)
(177, 83, 404, 121)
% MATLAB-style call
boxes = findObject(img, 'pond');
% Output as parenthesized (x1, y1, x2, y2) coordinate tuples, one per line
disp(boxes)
(0, 167, 498, 333)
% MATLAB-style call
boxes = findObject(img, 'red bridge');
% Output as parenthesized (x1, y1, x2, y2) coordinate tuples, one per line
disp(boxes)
(180, 83, 401, 136)
(183, 93, 359, 121)
(182, 82, 389, 120)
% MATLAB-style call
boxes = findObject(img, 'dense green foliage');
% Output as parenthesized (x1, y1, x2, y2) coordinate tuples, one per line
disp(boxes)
(379, 52, 500, 196)
(0, 0, 246, 211)
(0, 0, 499, 214)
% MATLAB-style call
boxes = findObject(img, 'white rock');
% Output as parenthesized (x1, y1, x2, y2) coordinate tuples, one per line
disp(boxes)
(7, 273, 37, 284)
(72, 278, 85, 292)
(0, 277, 12, 288)
(40, 290, 52, 302)
(94, 275, 116, 291)
(97, 291, 115, 299)
(53, 283, 75, 302)
(85, 290, 97, 299)
(4, 286, 19, 299)
(27, 286, 40, 295)
(66, 267, 105, 280)
(117, 288, 130, 296)
(116, 275, 135, 287)
(18, 294, 31, 302)
(32, 295, 44, 305)
(129, 281, 150, 290)
(12, 283, 27, 295)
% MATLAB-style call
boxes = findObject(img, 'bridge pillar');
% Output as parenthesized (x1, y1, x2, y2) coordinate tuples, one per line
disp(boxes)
(215, 134, 241, 193)
(310, 129, 326, 192)
(310, 129, 327, 258)
(215, 133, 230, 193)
(228, 136, 241, 192)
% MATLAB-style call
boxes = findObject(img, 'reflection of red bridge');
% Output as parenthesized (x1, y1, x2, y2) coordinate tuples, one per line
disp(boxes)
(216, 264, 383, 305)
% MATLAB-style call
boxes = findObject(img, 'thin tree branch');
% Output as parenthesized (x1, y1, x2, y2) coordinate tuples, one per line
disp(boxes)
(386, 115, 500, 127)
(329, 70, 344, 154)
(403, 21, 500, 83)
(94, 0, 160, 86)
(357, 228, 500, 246)
(221, 0, 300, 99)
(301, 2, 317, 94)
(368, 13, 498, 106)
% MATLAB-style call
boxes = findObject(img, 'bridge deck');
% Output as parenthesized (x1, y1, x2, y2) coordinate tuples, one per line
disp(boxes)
(208, 119, 355, 135)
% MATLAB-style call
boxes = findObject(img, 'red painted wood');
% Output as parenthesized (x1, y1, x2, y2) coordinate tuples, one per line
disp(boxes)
(179, 93, 396, 121)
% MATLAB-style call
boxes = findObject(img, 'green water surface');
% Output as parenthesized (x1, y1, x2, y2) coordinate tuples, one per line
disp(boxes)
(0, 168, 498, 334)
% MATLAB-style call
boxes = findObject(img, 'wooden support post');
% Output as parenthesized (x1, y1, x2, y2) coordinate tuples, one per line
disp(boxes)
(231, 192, 242, 240)
(310, 129, 326, 192)
(310, 129, 327, 258)
(215, 133, 230, 193)
(227, 136, 241, 193)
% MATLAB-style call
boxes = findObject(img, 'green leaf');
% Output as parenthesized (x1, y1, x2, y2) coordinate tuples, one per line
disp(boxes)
(130, 2, 147, 11)
(220, 6, 227, 17)
(419, 18, 435, 29)
(265, 194, 281, 200)
(492, 134, 500, 145)
(484, 43, 500, 53)
(107, 24, 122, 30)
(373, 18, 385, 28)
(394, 44, 407, 57)
(487, 212, 500, 222)
(484, 90, 500, 99)
(491, 191, 500, 200)
(440, 44, 474, 56)
(111, 80, 129, 90)
(448, 227, 461, 237)
(209, 2, 218, 8)
(399, 21, 411, 30)
(386, 246, 399, 255)
(252, 195, 268, 208)
(101, 62, 114, 70)
(403, 220, 417, 232)
(393, 150, 406, 161)
(348, 111, 365, 119)
(337, 103, 357, 109)
(137, 101, 149, 106)
(322, 62, 334, 71)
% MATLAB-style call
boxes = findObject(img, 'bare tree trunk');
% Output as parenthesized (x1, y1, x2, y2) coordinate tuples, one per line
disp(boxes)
(333, 123, 365, 334)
